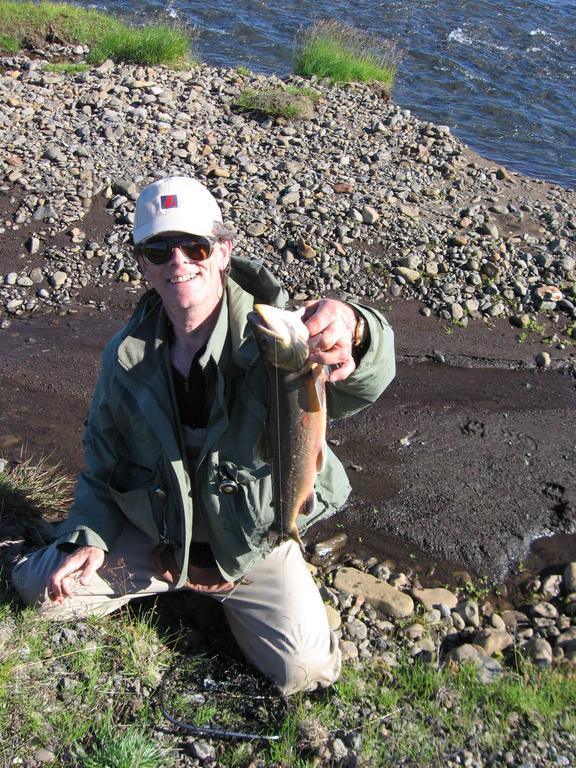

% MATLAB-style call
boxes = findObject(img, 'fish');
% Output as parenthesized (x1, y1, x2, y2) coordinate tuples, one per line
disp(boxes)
(247, 304, 328, 551)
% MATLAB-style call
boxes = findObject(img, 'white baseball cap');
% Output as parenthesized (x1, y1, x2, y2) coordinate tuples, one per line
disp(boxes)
(133, 176, 223, 244)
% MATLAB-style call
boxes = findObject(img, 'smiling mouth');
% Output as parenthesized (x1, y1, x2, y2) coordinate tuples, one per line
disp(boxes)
(169, 274, 197, 284)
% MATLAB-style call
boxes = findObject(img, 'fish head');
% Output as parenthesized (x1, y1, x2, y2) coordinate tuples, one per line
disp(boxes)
(248, 304, 310, 371)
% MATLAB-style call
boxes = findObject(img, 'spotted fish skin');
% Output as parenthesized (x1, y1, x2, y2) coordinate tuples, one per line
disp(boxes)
(247, 304, 327, 551)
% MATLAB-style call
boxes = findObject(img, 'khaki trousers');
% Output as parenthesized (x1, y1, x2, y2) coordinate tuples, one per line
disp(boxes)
(11, 527, 341, 695)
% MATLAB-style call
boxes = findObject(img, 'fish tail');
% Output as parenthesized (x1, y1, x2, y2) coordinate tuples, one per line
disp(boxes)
(268, 525, 306, 556)
(289, 527, 307, 556)
(268, 528, 278, 547)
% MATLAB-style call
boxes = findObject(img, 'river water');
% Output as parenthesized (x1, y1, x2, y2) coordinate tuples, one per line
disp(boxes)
(77, 1, 576, 187)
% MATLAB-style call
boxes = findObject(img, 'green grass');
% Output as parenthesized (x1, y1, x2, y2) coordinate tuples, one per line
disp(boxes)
(235, 85, 321, 119)
(44, 61, 89, 74)
(0, 593, 574, 766)
(0, 606, 169, 763)
(293, 18, 400, 87)
(1, 462, 574, 764)
(0, 32, 19, 52)
(83, 724, 167, 768)
(266, 657, 576, 766)
(0, 1, 192, 67)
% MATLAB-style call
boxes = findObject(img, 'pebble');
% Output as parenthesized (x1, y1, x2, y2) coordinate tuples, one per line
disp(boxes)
(473, 628, 513, 656)
(525, 637, 553, 668)
(455, 600, 480, 628)
(7, 57, 565, 332)
(49, 271, 68, 289)
(445, 643, 482, 664)
(339, 640, 359, 661)
(530, 601, 558, 620)
(185, 739, 216, 761)
(346, 618, 368, 641)
(325, 604, 342, 631)
(331, 737, 348, 761)
(410, 637, 435, 662)
(563, 562, 576, 593)
(475, 656, 502, 685)
(535, 351, 551, 369)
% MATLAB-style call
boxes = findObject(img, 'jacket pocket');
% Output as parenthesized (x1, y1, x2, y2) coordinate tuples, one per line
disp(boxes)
(109, 484, 167, 544)
(217, 461, 274, 540)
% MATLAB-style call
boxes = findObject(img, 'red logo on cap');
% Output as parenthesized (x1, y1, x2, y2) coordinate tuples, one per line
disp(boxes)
(161, 195, 178, 209)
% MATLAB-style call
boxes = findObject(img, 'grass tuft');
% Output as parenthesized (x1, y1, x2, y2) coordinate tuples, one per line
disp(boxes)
(293, 18, 400, 88)
(87, 25, 190, 67)
(0, 454, 74, 524)
(44, 61, 89, 74)
(235, 85, 321, 120)
(0, 1, 192, 67)
(83, 724, 167, 768)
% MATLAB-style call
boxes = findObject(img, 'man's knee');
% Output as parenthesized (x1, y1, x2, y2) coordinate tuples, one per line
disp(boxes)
(271, 632, 342, 696)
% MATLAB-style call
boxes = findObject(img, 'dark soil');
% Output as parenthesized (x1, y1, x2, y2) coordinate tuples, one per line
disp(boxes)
(1, 272, 575, 589)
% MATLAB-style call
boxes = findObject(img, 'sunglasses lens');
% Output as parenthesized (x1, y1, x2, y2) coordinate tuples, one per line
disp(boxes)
(180, 239, 212, 261)
(136, 237, 214, 265)
(137, 241, 171, 265)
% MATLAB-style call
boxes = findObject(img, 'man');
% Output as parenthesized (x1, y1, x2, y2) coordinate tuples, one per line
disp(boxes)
(12, 176, 395, 695)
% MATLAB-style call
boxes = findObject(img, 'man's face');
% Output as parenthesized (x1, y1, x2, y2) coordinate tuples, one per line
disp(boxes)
(138, 232, 231, 316)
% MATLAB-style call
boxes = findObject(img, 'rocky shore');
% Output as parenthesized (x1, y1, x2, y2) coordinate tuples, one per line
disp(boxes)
(0, 47, 575, 354)
(1, 46, 576, 767)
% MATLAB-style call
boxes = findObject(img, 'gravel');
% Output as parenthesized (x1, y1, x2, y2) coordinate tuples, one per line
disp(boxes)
(0, 49, 574, 347)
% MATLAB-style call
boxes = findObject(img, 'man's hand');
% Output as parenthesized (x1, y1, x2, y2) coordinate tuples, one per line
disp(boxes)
(303, 299, 358, 383)
(47, 545, 105, 603)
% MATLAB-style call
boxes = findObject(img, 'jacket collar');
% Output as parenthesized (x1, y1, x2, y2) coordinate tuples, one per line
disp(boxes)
(116, 256, 287, 376)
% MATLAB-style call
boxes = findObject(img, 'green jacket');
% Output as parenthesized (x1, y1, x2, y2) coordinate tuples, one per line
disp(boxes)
(56, 257, 395, 585)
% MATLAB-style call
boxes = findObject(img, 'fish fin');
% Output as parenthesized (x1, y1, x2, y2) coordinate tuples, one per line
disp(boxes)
(311, 364, 328, 411)
(316, 441, 327, 473)
(298, 491, 316, 517)
(268, 525, 280, 548)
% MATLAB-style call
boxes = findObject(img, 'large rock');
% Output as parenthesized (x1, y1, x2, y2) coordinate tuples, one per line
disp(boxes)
(333, 567, 414, 619)
(412, 587, 458, 611)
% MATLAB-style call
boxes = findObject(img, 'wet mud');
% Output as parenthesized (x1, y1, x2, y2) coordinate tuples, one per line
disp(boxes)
(0, 295, 575, 588)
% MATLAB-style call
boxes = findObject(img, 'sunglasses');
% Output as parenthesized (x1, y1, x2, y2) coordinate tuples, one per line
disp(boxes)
(134, 236, 216, 265)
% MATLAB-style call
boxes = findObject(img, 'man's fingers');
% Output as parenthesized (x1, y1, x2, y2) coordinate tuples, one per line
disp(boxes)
(61, 575, 77, 598)
(328, 358, 356, 383)
(309, 318, 347, 351)
(79, 561, 99, 586)
(47, 547, 104, 601)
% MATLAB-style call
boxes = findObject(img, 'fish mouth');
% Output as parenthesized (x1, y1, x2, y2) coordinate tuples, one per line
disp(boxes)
(248, 304, 310, 370)
(252, 305, 308, 343)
